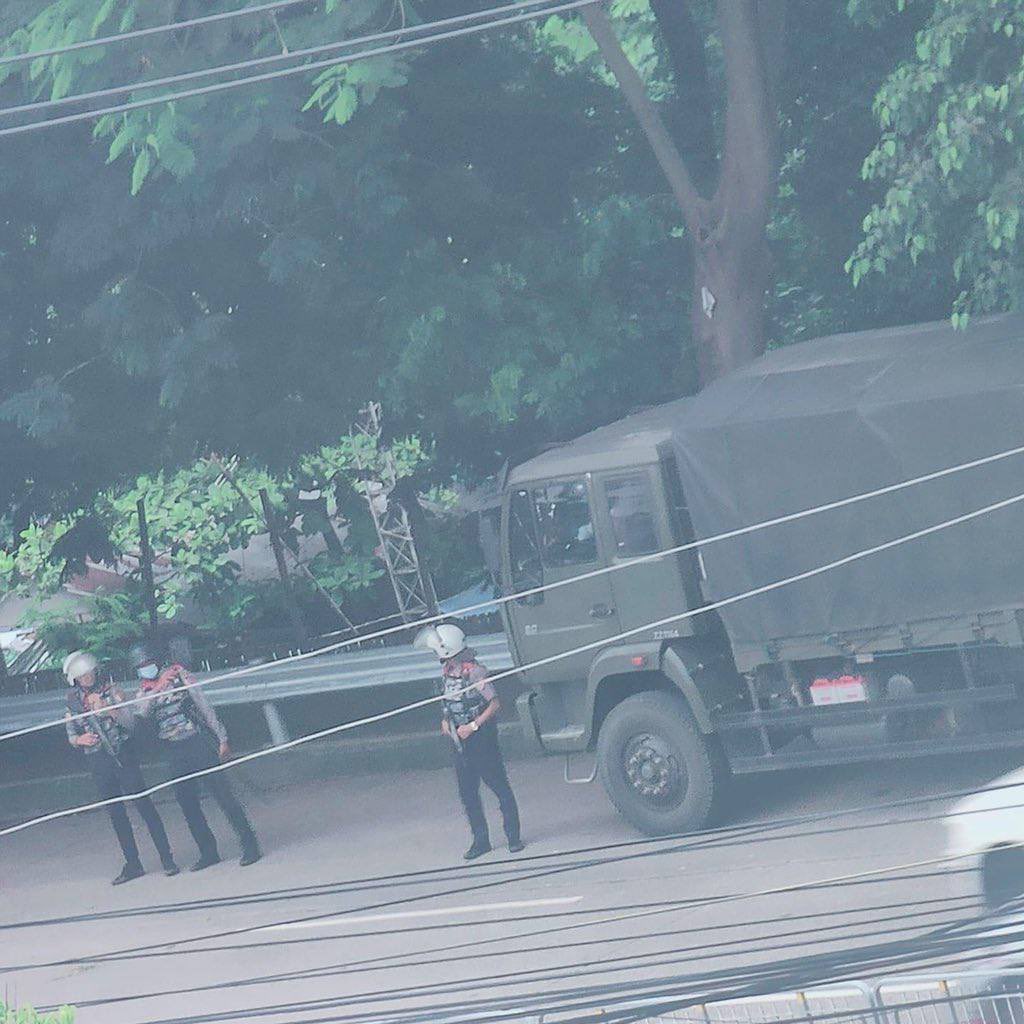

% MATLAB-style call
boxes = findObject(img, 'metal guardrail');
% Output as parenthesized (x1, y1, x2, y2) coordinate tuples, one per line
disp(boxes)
(0, 632, 513, 738)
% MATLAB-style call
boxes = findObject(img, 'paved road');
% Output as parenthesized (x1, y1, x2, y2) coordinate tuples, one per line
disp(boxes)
(4, 749, 1022, 1024)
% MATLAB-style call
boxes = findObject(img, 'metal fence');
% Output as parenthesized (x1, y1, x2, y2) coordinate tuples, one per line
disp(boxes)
(590, 975, 1024, 1024)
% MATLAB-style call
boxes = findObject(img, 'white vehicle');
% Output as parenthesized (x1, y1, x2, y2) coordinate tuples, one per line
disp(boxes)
(947, 769, 1024, 910)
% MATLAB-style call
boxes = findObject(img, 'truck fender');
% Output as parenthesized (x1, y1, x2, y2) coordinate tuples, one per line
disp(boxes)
(582, 642, 661, 746)
(584, 641, 712, 743)
(660, 645, 714, 734)
(514, 691, 548, 755)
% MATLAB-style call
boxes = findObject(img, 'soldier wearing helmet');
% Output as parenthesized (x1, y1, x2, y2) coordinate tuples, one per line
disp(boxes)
(415, 623, 523, 860)
(132, 643, 261, 871)
(63, 649, 178, 885)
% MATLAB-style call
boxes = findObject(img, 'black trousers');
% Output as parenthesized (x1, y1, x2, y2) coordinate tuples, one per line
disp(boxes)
(166, 734, 258, 858)
(453, 724, 521, 846)
(89, 743, 173, 866)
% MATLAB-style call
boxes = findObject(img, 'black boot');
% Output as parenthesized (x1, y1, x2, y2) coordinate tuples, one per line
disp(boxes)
(239, 841, 262, 867)
(508, 839, 525, 854)
(112, 861, 145, 886)
(463, 841, 491, 861)
(161, 855, 180, 877)
(190, 851, 221, 872)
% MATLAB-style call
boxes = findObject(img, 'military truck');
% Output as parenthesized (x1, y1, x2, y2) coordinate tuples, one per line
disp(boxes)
(476, 314, 1024, 835)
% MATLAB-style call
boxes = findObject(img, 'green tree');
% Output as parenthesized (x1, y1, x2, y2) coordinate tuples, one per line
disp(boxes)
(0, 0, 693, 527)
(847, 0, 1024, 323)
(0, 0, 992, 557)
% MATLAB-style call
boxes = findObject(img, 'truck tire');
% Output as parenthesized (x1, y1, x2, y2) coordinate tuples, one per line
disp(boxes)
(596, 690, 717, 836)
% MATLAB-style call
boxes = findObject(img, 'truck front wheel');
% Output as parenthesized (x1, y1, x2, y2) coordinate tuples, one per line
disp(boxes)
(596, 691, 717, 836)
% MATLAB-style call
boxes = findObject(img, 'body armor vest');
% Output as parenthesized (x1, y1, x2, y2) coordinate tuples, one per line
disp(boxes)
(441, 659, 490, 728)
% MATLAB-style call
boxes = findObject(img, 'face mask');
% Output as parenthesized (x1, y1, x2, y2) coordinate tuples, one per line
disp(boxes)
(138, 664, 159, 680)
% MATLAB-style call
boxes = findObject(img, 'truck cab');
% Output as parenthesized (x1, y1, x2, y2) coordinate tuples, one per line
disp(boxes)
(491, 403, 737, 835)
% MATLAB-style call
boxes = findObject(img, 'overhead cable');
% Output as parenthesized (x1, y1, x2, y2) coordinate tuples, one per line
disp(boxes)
(0, 0, 314, 68)
(9, 439, 1024, 744)
(0, 0, 600, 137)
(0, 0, 574, 119)
(3, 482, 1023, 838)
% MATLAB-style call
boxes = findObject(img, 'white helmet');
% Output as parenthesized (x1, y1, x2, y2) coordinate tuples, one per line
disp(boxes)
(63, 650, 99, 685)
(413, 624, 467, 661)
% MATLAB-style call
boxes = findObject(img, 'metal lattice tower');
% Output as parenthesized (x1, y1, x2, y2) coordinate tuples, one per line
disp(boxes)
(354, 403, 438, 623)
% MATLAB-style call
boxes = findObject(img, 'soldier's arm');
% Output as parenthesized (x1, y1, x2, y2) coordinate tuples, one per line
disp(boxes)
(107, 687, 137, 730)
(64, 710, 77, 747)
(469, 666, 500, 727)
(188, 680, 229, 745)
(65, 710, 98, 747)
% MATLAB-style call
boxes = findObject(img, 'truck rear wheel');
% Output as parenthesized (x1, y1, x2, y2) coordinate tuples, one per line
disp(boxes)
(596, 690, 717, 836)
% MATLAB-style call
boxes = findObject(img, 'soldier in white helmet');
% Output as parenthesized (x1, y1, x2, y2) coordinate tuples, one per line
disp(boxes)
(415, 623, 523, 860)
(63, 650, 178, 884)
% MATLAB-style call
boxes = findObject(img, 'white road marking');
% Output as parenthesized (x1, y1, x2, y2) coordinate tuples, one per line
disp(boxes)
(262, 896, 583, 932)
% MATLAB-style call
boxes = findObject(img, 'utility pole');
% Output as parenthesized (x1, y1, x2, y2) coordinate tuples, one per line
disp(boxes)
(136, 498, 160, 632)
(353, 403, 438, 623)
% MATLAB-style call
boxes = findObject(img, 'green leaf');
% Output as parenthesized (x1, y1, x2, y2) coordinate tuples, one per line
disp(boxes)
(159, 137, 196, 179)
(91, 0, 118, 36)
(51, 64, 72, 101)
(130, 147, 151, 195)
(107, 126, 133, 163)
(328, 84, 358, 126)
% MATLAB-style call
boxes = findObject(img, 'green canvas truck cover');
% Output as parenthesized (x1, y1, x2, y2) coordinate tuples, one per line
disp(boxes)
(668, 314, 1024, 662)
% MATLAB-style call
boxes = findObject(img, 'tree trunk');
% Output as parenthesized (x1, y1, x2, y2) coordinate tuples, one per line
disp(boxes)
(584, 0, 786, 387)
(692, 229, 771, 384)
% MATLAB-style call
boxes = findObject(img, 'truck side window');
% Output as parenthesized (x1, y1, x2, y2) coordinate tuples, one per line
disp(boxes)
(532, 480, 597, 567)
(605, 474, 659, 556)
(509, 489, 543, 599)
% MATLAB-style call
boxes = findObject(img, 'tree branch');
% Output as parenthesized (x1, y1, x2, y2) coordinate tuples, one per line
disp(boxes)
(581, 5, 706, 234)
(648, 0, 717, 195)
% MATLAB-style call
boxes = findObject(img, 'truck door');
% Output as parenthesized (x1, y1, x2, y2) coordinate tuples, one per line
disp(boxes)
(593, 467, 694, 639)
(503, 476, 622, 689)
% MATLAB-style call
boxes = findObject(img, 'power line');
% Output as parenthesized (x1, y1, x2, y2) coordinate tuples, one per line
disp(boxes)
(3, 483, 1023, 838)
(60, 898, 978, 1015)
(6, 779, 995, 935)
(9, 438, 1024, 744)
(0, 0, 600, 138)
(60, 906, 985, 1022)
(47, 893, 1017, 1024)
(0, 2, 572, 134)
(3, 859, 975, 973)
(293, 908, 1024, 1024)
(0, 0, 314, 68)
